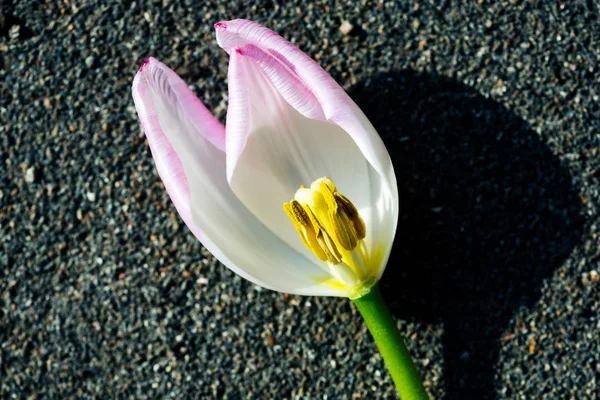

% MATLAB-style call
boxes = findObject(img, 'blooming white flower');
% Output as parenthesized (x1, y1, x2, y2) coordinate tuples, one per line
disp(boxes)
(132, 19, 398, 297)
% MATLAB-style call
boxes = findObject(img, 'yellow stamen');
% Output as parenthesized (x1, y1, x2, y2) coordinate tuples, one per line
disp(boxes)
(335, 192, 366, 240)
(283, 200, 328, 262)
(283, 176, 368, 285)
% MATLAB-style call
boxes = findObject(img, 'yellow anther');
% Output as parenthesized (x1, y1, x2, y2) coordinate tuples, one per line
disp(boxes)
(283, 200, 327, 262)
(284, 176, 366, 266)
(316, 228, 343, 264)
(316, 180, 356, 250)
(334, 192, 366, 240)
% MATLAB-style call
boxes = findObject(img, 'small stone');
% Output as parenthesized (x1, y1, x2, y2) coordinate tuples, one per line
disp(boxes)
(265, 334, 274, 347)
(9, 25, 20, 40)
(589, 270, 599, 282)
(85, 56, 96, 68)
(339, 20, 354, 35)
(86, 191, 96, 202)
(25, 167, 36, 184)
(197, 277, 209, 285)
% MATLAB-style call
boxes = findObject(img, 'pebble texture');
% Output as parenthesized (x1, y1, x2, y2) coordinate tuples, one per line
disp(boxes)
(1, 1, 599, 399)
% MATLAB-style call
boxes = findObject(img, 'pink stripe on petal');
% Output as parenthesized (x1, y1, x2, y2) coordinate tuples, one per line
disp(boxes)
(240, 44, 325, 121)
(137, 58, 226, 152)
(132, 58, 194, 230)
(214, 20, 395, 195)
(224, 43, 326, 184)
(215, 19, 349, 117)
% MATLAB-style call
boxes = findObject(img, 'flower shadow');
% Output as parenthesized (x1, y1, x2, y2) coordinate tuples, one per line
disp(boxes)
(348, 71, 584, 399)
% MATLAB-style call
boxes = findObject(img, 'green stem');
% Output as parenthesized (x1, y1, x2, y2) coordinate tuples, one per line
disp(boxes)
(351, 283, 429, 400)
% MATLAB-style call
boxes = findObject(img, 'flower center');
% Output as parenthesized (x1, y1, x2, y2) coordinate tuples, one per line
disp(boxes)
(284, 177, 368, 286)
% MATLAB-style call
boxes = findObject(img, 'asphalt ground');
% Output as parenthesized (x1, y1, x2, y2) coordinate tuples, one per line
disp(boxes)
(1, 1, 599, 399)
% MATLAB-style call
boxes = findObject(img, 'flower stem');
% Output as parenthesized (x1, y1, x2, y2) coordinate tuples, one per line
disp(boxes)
(351, 283, 429, 400)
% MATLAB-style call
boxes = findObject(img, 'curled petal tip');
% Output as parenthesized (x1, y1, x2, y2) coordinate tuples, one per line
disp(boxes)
(138, 57, 152, 72)
(214, 21, 227, 30)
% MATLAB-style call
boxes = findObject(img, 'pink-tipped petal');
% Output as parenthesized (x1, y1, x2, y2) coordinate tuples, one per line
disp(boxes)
(215, 20, 396, 191)
(225, 49, 374, 262)
(132, 57, 346, 296)
(132, 57, 223, 236)
(216, 20, 399, 279)
(237, 44, 325, 121)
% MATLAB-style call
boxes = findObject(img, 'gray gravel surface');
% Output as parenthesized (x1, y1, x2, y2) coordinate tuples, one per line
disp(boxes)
(1, 1, 599, 399)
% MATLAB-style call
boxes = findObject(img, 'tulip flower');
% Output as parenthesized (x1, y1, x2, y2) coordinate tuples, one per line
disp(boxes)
(132, 19, 428, 399)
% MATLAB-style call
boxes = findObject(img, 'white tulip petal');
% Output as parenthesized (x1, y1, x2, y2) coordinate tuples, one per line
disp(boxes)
(217, 20, 399, 281)
(225, 48, 392, 280)
(133, 58, 349, 296)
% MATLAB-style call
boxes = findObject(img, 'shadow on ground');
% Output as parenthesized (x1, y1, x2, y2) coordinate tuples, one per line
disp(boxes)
(349, 71, 584, 399)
